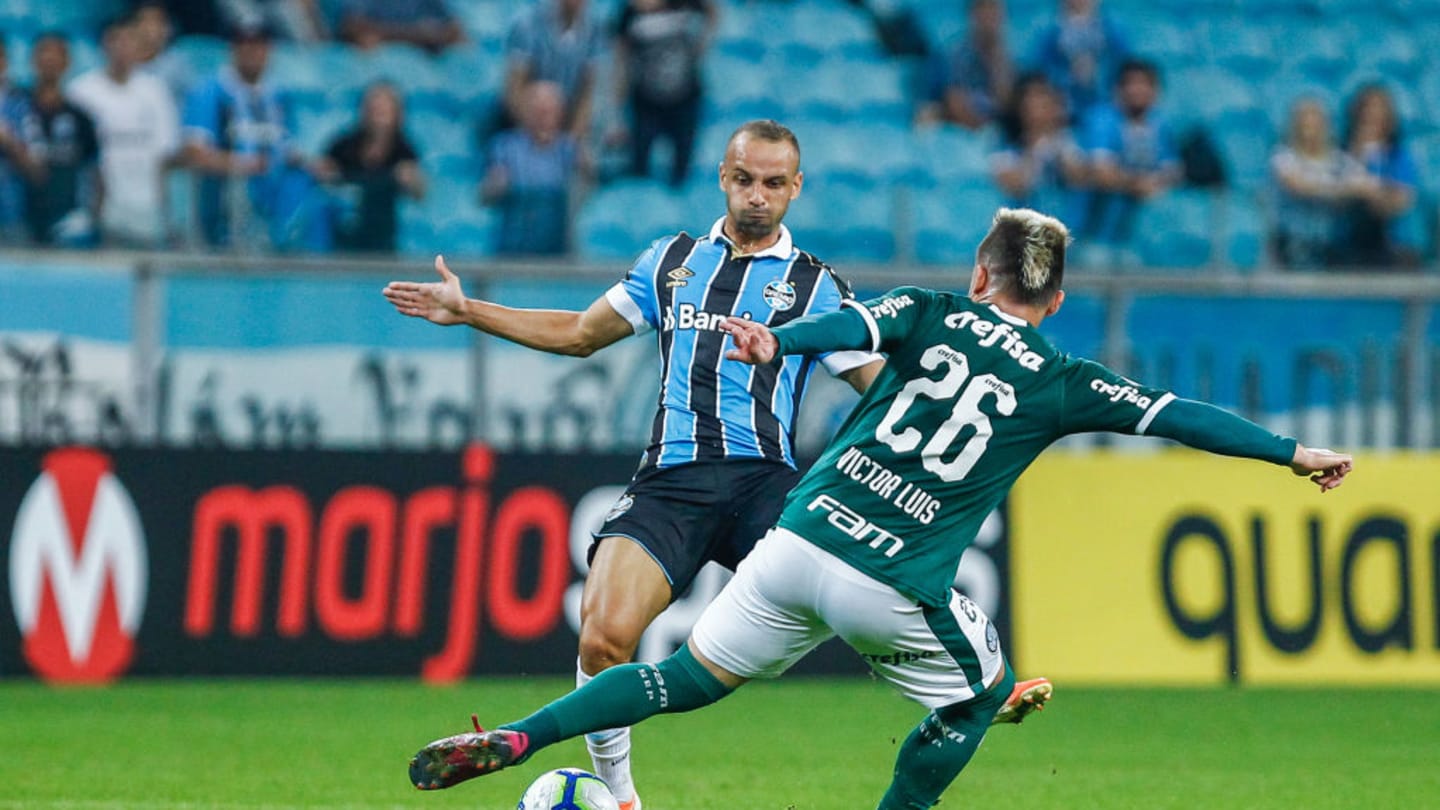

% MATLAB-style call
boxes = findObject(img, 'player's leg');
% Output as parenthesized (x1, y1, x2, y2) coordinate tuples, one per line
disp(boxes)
(576, 535, 672, 809)
(409, 529, 827, 791)
(576, 464, 728, 809)
(877, 669, 1014, 810)
(812, 553, 1014, 810)
(409, 641, 740, 791)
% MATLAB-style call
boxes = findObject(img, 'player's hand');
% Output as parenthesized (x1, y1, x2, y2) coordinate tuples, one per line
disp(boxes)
(382, 255, 469, 326)
(1289, 444, 1353, 493)
(721, 316, 778, 365)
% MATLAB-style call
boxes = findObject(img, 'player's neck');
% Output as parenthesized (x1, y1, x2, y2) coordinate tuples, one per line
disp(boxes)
(722, 220, 781, 256)
(973, 294, 1045, 327)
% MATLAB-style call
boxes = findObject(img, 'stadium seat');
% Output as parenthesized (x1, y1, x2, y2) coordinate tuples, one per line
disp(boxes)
(170, 36, 231, 83)
(1214, 109, 1277, 191)
(292, 108, 350, 156)
(406, 111, 473, 160)
(432, 216, 494, 259)
(787, 183, 896, 263)
(779, 3, 882, 60)
(1125, 17, 1198, 71)
(1170, 66, 1260, 124)
(1221, 192, 1268, 271)
(1280, 25, 1353, 86)
(912, 126, 999, 190)
(1133, 190, 1217, 270)
(1202, 18, 1279, 77)
(577, 179, 684, 260)
(911, 185, 1007, 266)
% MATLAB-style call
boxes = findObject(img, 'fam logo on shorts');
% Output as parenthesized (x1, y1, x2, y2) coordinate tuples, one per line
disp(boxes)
(9, 447, 149, 683)
(763, 280, 796, 311)
(605, 493, 636, 523)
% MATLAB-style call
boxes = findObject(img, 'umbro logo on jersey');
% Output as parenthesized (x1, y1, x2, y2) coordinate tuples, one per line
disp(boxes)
(665, 266, 695, 288)
(763, 280, 796, 311)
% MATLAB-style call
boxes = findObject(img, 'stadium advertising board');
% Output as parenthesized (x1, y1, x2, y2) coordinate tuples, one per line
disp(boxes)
(1, 445, 1010, 682)
(1010, 453, 1440, 685)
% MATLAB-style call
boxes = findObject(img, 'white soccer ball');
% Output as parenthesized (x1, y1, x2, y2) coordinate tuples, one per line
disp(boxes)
(517, 768, 619, 810)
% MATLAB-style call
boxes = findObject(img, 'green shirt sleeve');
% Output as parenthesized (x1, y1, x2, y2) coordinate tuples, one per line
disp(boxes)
(772, 305, 874, 358)
(1057, 357, 1174, 435)
(1145, 398, 1298, 466)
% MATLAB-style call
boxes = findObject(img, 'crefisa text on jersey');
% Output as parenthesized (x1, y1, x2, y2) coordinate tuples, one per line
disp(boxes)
(944, 311, 1045, 371)
(834, 446, 942, 524)
(1088, 378, 1153, 409)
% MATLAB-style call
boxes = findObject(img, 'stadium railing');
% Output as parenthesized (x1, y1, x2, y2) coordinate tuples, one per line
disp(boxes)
(2, 249, 1438, 452)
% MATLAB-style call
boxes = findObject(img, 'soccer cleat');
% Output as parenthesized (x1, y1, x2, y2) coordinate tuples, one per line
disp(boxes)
(409, 714, 530, 790)
(991, 677, 1053, 725)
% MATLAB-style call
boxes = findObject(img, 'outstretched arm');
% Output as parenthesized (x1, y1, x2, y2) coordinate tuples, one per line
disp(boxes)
(383, 255, 634, 357)
(1145, 398, 1352, 493)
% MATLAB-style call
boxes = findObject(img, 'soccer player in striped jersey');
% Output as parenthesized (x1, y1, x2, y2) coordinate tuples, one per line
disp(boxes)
(406, 208, 1352, 808)
(386, 119, 884, 810)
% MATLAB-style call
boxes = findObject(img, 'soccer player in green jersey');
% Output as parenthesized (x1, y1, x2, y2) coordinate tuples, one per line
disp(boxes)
(407, 208, 1354, 809)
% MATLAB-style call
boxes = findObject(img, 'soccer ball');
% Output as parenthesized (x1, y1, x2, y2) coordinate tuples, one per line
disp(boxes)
(517, 768, 619, 810)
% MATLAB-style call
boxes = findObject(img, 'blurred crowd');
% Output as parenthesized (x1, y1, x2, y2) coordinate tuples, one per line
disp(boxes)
(0, 0, 1429, 269)
(919, 0, 1424, 269)
(0, 0, 716, 256)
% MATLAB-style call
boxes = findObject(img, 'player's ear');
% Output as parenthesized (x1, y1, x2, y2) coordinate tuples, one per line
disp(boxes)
(969, 263, 988, 297)
(717, 161, 726, 191)
(1045, 289, 1066, 318)
(791, 170, 804, 199)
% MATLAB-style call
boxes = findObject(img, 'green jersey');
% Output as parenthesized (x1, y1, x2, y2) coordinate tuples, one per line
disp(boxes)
(772, 286, 1296, 607)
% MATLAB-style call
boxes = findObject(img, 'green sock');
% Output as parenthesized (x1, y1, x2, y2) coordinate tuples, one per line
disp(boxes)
(877, 666, 1015, 810)
(502, 643, 733, 757)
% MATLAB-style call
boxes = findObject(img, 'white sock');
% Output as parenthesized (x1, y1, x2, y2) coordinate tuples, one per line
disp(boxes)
(578, 663, 637, 804)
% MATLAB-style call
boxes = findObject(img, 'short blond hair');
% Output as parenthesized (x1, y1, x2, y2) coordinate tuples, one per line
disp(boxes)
(976, 208, 1072, 305)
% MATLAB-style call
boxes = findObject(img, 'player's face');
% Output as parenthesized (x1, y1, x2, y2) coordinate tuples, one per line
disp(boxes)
(719, 134, 803, 242)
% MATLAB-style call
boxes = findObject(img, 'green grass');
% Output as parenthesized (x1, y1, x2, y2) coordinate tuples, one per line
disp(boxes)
(2, 678, 1437, 809)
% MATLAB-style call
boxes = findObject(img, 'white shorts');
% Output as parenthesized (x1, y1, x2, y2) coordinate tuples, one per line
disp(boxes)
(690, 527, 1006, 709)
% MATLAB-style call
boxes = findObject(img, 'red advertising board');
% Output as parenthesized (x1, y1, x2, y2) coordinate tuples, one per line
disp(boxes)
(3, 445, 937, 682)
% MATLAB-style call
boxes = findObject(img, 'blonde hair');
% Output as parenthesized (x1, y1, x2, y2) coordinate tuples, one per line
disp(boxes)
(976, 207, 1072, 305)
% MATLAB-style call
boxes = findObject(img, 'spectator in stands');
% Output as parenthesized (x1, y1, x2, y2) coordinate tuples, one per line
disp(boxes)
(1269, 98, 1367, 269)
(1030, 0, 1129, 119)
(312, 81, 425, 253)
(915, 0, 1014, 130)
(497, 0, 603, 145)
(184, 21, 329, 250)
(1077, 58, 1178, 249)
(1334, 83, 1421, 267)
(482, 80, 586, 256)
(23, 31, 100, 246)
(991, 73, 1084, 215)
(0, 37, 38, 240)
(340, 0, 463, 53)
(612, 0, 716, 187)
(133, 0, 192, 99)
(69, 14, 180, 247)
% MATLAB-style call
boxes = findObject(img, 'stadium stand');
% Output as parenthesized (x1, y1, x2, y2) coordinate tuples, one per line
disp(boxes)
(1, 0, 1434, 270)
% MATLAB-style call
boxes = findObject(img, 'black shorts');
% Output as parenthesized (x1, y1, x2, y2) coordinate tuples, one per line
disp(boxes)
(591, 459, 801, 600)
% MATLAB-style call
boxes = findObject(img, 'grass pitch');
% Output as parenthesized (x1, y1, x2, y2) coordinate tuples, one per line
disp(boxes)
(2, 677, 1436, 809)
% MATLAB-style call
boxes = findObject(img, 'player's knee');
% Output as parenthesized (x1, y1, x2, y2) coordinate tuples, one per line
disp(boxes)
(578, 622, 640, 673)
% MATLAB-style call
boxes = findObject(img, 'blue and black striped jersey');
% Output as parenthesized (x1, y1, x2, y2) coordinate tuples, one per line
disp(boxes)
(605, 218, 877, 470)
